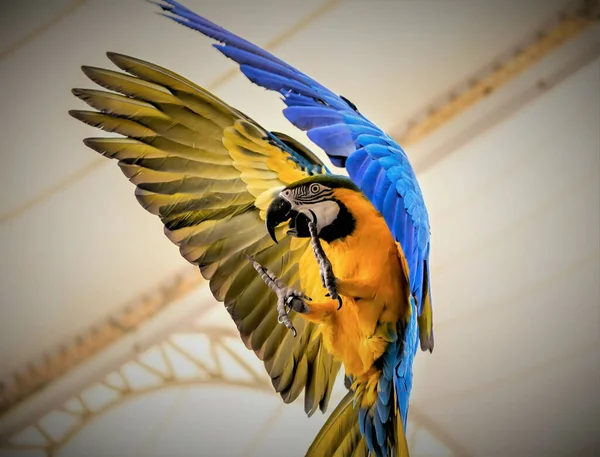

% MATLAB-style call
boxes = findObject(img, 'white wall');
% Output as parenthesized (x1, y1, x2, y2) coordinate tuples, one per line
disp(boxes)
(413, 56, 600, 457)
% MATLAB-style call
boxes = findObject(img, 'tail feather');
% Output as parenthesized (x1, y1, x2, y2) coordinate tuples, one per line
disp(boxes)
(307, 390, 411, 457)
(394, 389, 410, 457)
(306, 391, 359, 457)
(351, 438, 369, 457)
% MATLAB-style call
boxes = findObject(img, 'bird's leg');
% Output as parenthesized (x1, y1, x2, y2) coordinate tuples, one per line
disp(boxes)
(335, 278, 379, 301)
(247, 256, 311, 337)
(308, 220, 342, 309)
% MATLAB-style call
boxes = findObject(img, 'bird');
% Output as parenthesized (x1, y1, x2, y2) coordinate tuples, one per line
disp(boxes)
(69, 1, 434, 456)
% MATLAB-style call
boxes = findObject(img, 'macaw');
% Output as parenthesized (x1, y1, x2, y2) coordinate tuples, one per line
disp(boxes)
(69, 1, 434, 456)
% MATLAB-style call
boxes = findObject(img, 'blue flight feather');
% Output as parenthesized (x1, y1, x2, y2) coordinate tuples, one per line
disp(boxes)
(348, 124, 385, 140)
(307, 124, 355, 162)
(215, 45, 319, 88)
(376, 394, 391, 423)
(374, 412, 386, 446)
(395, 297, 419, 429)
(281, 92, 317, 107)
(283, 106, 346, 130)
(360, 160, 383, 200)
(357, 133, 392, 147)
(240, 65, 322, 100)
(364, 418, 374, 453)
(358, 407, 367, 436)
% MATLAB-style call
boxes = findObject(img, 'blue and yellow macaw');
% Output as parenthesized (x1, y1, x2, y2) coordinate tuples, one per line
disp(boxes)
(69, 1, 434, 455)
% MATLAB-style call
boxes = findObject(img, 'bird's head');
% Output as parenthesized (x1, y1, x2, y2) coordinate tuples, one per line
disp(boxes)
(266, 175, 359, 244)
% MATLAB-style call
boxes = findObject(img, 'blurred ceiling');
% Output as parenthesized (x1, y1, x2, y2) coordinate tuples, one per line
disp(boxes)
(0, 0, 599, 456)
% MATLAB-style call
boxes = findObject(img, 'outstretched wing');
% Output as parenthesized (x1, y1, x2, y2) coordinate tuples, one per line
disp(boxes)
(69, 52, 341, 416)
(154, 0, 434, 353)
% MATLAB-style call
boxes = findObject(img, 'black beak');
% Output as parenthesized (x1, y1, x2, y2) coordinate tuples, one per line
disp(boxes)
(265, 196, 292, 243)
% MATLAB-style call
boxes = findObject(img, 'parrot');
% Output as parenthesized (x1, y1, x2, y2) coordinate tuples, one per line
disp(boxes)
(68, 1, 434, 456)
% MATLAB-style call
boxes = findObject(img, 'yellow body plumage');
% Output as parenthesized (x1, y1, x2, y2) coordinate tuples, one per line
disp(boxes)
(298, 188, 411, 408)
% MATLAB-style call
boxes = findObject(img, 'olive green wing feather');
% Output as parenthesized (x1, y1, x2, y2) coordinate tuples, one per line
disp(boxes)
(70, 52, 340, 416)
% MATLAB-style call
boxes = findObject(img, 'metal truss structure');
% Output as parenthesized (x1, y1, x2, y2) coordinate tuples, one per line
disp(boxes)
(393, 0, 600, 149)
(0, 267, 204, 416)
(1, 325, 464, 457)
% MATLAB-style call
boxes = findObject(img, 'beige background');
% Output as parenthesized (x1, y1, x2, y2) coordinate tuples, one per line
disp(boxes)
(0, 1, 598, 456)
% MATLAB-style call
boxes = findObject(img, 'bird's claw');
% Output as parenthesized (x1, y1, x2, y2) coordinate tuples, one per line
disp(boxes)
(247, 255, 310, 338)
(324, 293, 343, 310)
(308, 221, 342, 309)
(274, 288, 309, 338)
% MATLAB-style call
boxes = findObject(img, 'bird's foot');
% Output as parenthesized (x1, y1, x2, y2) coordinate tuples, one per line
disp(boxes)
(247, 256, 311, 337)
(308, 221, 342, 309)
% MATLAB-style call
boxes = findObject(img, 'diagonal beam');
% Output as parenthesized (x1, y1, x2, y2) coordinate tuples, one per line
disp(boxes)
(393, 0, 600, 147)
(0, 276, 216, 443)
(0, 267, 203, 417)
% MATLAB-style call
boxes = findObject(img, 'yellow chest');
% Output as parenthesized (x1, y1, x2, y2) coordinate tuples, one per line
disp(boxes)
(298, 190, 410, 378)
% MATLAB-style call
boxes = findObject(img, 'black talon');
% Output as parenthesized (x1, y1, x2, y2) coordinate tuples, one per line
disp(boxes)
(336, 296, 343, 310)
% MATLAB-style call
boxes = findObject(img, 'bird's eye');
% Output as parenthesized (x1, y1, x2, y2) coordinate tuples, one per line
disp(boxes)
(309, 184, 320, 194)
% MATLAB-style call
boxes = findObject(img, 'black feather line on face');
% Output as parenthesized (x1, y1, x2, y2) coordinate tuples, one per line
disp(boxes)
(286, 175, 360, 193)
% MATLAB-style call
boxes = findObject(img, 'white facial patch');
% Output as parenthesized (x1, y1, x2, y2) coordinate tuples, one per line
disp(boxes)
(298, 201, 340, 233)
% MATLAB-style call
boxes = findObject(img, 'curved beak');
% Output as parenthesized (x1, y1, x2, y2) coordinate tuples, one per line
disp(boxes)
(265, 196, 292, 243)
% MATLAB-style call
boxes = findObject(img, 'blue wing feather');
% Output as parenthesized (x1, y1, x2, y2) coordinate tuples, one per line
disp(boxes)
(374, 412, 386, 446)
(282, 92, 317, 107)
(307, 124, 355, 165)
(356, 300, 418, 456)
(358, 407, 368, 436)
(283, 106, 345, 130)
(395, 297, 419, 429)
(360, 161, 382, 200)
(240, 65, 323, 100)
(216, 45, 319, 88)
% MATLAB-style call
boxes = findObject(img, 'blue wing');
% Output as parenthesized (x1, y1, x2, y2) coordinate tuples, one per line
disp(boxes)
(154, 0, 433, 330)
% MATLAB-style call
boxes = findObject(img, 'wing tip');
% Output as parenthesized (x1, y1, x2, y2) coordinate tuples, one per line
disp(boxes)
(419, 332, 434, 353)
(106, 51, 141, 71)
(82, 137, 99, 150)
(71, 88, 93, 102)
(80, 65, 109, 85)
(80, 64, 96, 76)
(68, 109, 87, 121)
(106, 51, 123, 63)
